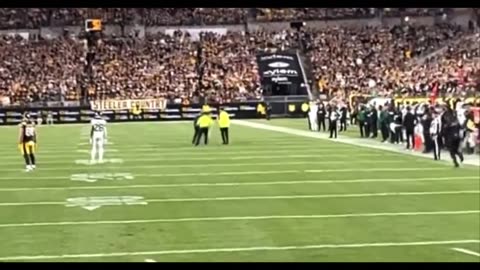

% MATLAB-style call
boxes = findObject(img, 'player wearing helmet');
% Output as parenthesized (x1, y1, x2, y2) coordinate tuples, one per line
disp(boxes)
(90, 112, 108, 164)
(18, 113, 37, 172)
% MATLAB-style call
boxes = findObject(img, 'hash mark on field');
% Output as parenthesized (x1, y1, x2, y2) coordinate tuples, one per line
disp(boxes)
(75, 159, 123, 165)
(451, 248, 480, 257)
(76, 149, 119, 153)
(0, 240, 478, 261)
(78, 142, 114, 146)
(0, 190, 478, 207)
(1, 176, 477, 192)
(0, 210, 478, 229)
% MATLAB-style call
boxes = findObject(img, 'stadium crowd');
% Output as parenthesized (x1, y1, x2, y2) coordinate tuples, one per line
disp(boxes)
(1, 25, 478, 105)
(0, 8, 457, 29)
(0, 8, 478, 107)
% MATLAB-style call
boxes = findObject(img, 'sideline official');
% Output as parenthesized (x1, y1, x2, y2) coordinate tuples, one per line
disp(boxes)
(194, 112, 213, 146)
(218, 108, 230, 145)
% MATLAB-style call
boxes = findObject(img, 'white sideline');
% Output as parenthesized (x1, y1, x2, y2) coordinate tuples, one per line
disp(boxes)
(0, 190, 477, 207)
(0, 210, 478, 229)
(451, 247, 480, 257)
(233, 120, 480, 167)
(0, 240, 479, 261)
(0, 167, 461, 180)
(0, 176, 477, 192)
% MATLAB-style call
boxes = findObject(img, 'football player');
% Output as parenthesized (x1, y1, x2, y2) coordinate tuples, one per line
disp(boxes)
(18, 113, 37, 172)
(90, 112, 108, 164)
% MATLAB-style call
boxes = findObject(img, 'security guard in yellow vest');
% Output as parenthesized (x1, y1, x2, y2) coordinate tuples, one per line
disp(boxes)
(218, 108, 231, 145)
(257, 103, 265, 118)
(131, 103, 142, 120)
(195, 111, 214, 146)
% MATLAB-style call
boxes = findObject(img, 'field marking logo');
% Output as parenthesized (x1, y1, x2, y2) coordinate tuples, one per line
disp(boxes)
(268, 62, 290, 68)
(66, 196, 147, 211)
(70, 173, 134, 183)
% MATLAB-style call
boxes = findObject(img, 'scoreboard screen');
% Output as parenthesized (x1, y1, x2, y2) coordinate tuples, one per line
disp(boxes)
(85, 19, 102, 32)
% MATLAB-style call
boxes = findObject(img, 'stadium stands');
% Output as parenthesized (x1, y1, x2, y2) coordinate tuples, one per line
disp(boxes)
(0, 8, 478, 106)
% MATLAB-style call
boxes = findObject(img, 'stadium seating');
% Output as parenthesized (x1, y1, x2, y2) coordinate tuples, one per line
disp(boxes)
(0, 8, 478, 105)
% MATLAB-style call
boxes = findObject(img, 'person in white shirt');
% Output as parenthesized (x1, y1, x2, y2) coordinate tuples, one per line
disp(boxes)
(90, 112, 108, 164)
(430, 112, 442, 160)
(308, 102, 318, 131)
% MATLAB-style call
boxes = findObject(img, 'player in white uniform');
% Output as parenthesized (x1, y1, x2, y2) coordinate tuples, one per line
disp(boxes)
(90, 112, 108, 164)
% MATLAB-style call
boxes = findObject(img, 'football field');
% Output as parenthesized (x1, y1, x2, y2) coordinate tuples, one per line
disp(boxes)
(0, 119, 479, 262)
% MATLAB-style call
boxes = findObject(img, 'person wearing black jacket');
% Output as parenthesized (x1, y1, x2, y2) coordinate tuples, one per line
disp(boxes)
(392, 109, 403, 144)
(317, 102, 326, 132)
(265, 102, 272, 120)
(403, 106, 417, 150)
(364, 107, 371, 138)
(192, 113, 201, 144)
(378, 105, 390, 143)
(339, 106, 348, 132)
(329, 106, 340, 139)
(422, 110, 434, 153)
(443, 111, 464, 167)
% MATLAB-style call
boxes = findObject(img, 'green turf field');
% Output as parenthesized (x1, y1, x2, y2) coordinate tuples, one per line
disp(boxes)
(0, 119, 479, 262)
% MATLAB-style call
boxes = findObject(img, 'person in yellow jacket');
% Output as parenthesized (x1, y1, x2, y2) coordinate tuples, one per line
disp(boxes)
(194, 111, 214, 146)
(257, 103, 265, 118)
(218, 108, 231, 145)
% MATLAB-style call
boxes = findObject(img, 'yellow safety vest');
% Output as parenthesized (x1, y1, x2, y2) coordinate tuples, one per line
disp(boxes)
(218, 111, 230, 128)
(197, 115, 213, 128)
(257, 104, 265, 114)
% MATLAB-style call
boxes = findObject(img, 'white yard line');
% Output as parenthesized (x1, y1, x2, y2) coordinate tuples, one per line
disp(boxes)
(0, 153, 388, 161)
(0, 176, 477, 192)
(0, 190, 477, 207)
(0, 159, 415, 168)
(0, 167, 457, 178)
(0, 239, 478, 261)
(0, 170, 298, 179)
(0, 210, 478, 229)
(451, 247, 480, 257)
(12, 145, 374, 153)
(234, 120, 480, 167)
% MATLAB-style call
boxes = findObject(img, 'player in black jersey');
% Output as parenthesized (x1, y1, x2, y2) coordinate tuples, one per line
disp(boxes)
(18, 114, 37, 172)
